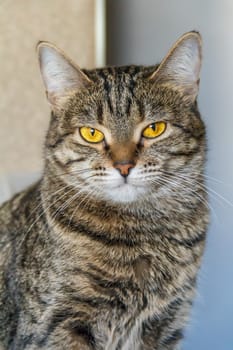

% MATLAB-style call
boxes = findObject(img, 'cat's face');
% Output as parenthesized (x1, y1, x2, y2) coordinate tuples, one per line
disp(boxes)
(38, 32, 206, 204)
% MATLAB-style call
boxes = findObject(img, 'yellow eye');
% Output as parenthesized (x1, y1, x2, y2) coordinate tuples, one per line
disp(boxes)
(79, 127, 104, 143)
(142, 122, 166, 139)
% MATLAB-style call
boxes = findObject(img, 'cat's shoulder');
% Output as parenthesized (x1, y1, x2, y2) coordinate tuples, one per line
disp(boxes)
(0, 180, 41, 236)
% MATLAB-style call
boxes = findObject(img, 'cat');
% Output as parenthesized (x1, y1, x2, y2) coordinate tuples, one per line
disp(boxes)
(0, 31, 209, 350)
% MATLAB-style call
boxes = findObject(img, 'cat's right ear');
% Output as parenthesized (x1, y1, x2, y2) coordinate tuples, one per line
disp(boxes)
(37, 42, 92, 109)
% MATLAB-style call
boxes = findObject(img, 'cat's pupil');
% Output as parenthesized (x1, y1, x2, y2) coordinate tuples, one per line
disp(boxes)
(150, 123, 156, 131)
(90, 128, 95, 136)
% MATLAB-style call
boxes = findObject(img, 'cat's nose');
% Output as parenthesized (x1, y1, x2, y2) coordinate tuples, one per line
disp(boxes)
(113, 160, 135, 177)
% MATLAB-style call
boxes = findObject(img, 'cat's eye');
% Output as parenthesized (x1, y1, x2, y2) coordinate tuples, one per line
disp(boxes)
(142, 122, 166, 139)
(79, 127, 104, 143)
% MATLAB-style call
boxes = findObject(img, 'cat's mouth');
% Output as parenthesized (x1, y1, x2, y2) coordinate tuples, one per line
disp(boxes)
(90, 169, 148, 203)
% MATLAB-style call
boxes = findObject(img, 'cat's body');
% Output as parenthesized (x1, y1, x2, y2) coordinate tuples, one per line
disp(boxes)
(0, 32, 209, 350)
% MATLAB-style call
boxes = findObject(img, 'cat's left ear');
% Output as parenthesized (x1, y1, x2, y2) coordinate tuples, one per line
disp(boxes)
(37, 41, 92, 108)
(149, 31, 202, 101)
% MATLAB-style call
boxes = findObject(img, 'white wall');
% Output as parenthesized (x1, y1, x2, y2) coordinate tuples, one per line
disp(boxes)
(107, 1, 233, 349)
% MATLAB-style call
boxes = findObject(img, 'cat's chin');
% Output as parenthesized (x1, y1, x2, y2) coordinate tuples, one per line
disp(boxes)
(104, 183, 146, 203)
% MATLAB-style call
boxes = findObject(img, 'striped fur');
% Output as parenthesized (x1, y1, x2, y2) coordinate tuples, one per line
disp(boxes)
(0, 32, 208, 349)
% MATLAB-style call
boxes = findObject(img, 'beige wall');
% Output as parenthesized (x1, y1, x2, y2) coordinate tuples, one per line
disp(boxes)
(0, 0, 96, 173)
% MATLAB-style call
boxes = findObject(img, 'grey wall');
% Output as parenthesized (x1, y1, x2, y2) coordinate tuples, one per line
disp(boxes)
(107, 1, 233, 349)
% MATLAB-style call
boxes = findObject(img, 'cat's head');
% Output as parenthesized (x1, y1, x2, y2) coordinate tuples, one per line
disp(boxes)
(37, 32, 206, 204)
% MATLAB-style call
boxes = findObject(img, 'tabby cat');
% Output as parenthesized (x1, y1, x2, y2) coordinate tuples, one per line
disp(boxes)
(0, 31, 209, 350)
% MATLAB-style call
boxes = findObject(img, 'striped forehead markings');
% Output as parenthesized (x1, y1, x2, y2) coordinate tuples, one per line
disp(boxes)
(96, 66, 144, 120)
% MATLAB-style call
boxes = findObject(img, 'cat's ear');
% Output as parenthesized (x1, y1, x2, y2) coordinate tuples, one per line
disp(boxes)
(37, 41, 92, 108)
(149, 31, 202, 100)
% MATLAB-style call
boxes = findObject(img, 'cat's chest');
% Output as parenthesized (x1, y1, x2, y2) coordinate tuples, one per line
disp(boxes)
(86, 255, 169, 348)
(53, 225, 184, 347)
(95, 275, 165, 350)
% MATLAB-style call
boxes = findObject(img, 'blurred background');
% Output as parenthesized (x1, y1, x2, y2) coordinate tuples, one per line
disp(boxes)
(0, 1, 233, 349)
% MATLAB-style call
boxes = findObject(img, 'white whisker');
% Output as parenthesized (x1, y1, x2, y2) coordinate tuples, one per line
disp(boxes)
(68, 187, 100, 226)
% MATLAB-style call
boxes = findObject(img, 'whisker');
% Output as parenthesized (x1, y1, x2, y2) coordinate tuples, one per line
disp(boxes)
(49, 174, 98, 223)
(150, 173, 218, 221)
(52, 187, 89, 222)
(205, 185, 233, 208)
(68, 188, 97, 226)
(163, 170, 233, 208)
(23, 184, 72, 231)
(48, 167, 92, 178)
(181, 170, 232, 187)
(51, 190, 81, 222)
(157, 171, 221, 222)
(25, 185, 76, 235)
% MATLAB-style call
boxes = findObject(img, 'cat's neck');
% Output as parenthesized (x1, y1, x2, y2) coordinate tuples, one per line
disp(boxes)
(40, 172, 201, 248)
(40, 174, 161, 244)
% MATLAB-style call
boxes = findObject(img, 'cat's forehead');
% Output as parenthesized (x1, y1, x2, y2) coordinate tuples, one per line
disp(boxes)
(79, 65, 156, 135)
(84, 65, 155, 83)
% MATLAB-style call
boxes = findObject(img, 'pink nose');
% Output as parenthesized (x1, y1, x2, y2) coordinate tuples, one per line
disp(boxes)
(113, 161, 135, 177)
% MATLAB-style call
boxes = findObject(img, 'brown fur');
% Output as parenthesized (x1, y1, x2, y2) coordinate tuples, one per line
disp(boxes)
(0, 32, 209, 349)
